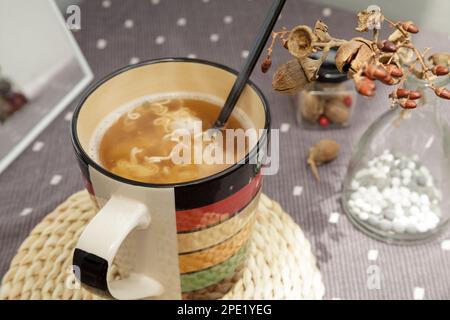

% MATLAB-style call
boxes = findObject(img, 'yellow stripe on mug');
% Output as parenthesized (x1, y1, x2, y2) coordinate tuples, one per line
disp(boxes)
(177, 192, 260, 254)
(179, 218, 255, 274)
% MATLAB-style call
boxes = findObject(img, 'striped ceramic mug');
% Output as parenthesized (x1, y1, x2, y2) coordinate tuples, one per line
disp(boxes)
(71, 58, 270, 300)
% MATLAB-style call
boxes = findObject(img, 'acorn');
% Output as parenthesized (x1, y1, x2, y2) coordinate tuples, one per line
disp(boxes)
(399, 99, 417, 109)
(435, 87, 450, 100)
(408, 90, 422, 100)
(355, 77, 376, 96)
(401, 21, 419, 34)
(389, 88, 410, 99)
(377, 40, 397, 53)
(384, 64, 404, 78)
(431, 65, 449, 76)
(364, 64, 388, 81)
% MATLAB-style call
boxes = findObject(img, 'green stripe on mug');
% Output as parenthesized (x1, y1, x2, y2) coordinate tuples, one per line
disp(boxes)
(180, 242, 249, 293)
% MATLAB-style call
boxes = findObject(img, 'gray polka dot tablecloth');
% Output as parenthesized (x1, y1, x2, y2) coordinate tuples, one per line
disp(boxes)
(1, 0, 450, 300)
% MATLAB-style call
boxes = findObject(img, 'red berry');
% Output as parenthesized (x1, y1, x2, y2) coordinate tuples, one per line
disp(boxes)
(319, 116, 330, 127)
(343, 95, 353, 107)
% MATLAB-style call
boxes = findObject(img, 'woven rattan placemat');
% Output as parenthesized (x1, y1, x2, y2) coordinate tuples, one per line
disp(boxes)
(0, 191, 324, 300)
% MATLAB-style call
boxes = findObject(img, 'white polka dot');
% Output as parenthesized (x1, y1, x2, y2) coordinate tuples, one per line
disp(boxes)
(32, 141, 44, 152)
(124, 19, 134, 29)
(64, 111, 73, 121)
(425, 136, 434, 149)
(329, 212, 340, 224)
(187, 53, 197, 59)
(413, 287, 425, 300)
(368, 249, 379, 261)
(280, 123, 290, 133)
(177, 17, 187, 27)
(210, 33, 219, 42)
(202, 0, 210, 3)
(224, 16, 233, 24)
(129, 57, 140, 65)
(441, 240, 450, 250)
(96, 39, 107, 50)
(19, 208, 33, 217)
(102, 0, 111, 8)
(241, 50, 249, 59)
(155, 35, 166, 45)
(322, 7, 332, 17)
(151, 0, 160, 5)
(331, 297, 341, 300)
(229, 185, 234, 191)
(50, 175, 62, 186)
(293, 186, 303, 196)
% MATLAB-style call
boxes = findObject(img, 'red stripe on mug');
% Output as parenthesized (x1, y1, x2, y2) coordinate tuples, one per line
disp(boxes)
(176, 174, 262, 232)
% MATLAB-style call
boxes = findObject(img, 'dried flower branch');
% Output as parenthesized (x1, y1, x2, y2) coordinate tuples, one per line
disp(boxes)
(263, 5, 450, 109)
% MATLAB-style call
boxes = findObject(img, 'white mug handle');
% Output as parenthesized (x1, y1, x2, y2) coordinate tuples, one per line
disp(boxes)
(73, 195, 164, 300)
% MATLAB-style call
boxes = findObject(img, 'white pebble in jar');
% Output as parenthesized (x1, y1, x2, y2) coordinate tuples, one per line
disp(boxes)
(347, 150, 442, 237)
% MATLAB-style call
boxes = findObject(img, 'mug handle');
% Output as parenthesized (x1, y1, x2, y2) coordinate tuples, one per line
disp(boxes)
(73, 195, 164, 300)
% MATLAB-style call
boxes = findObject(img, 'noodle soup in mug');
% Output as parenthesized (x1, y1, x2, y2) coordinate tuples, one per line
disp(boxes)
(71, 58, 270, 300)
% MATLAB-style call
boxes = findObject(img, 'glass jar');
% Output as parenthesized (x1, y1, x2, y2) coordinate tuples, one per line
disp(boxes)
(295, 49, 357, 129)
(342, 74, 450, 243)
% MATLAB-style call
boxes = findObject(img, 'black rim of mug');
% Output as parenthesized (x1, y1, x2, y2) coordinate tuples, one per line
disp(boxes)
(71, 57, 271, 189)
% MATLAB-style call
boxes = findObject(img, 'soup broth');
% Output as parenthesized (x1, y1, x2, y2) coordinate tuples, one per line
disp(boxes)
(95, 95, 250, 184)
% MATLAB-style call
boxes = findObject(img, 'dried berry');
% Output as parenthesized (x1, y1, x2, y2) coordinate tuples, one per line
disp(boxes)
(401, 21, 419, 34)
(355, 77, 376, 96)
(377, 40, 397, 53)
(408, 90, 422, 100)
(380, 74, 395, 85)
(435, 87, 450, 100)
(389, 88, 410, 99)
(343, 95, 353, 107)
(384, 64, 403, 78)
(324, 99, 350, 124)
(318, 115, 330, 127)
(364, 64, 388, 81)
(307, 139, 340, 181)
(399, 99, 417, 109)
(431, 65, 449, 76)
(261, 57, 272, 73)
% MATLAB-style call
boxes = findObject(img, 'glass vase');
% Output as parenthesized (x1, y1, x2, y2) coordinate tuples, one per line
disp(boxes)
(342, 75, 450, 243)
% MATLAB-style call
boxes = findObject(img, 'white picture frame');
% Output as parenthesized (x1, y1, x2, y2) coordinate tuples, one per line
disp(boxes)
(0, 0, 93, 174)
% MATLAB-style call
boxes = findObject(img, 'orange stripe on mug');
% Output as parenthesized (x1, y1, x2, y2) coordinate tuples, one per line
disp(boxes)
(176, 174, 262, 232)
(177, 192, 260, 254)
(178, 218, 255, 274)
